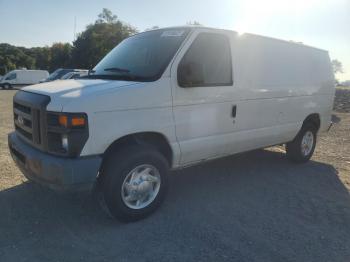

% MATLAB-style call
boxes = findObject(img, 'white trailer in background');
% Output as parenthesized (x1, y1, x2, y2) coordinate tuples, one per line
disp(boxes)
(0, 70, 49, 89)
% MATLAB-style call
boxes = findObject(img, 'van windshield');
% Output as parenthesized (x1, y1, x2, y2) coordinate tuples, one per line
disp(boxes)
(88, 28, 190, 82)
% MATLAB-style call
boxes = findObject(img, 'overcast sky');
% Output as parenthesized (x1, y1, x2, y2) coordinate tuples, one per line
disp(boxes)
(0, 0, 349, 80)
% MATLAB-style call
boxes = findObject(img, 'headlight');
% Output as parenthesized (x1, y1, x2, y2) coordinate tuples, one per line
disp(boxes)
(62, 134, 69, 151)
(46, 112, 89, 157)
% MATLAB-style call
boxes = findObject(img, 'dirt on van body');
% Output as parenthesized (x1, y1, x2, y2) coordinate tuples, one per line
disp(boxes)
(0, 88, 349, 261)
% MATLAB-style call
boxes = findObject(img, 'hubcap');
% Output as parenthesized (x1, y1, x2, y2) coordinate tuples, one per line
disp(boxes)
(301, 131, 314, 156)
(121, 164, 161, 209)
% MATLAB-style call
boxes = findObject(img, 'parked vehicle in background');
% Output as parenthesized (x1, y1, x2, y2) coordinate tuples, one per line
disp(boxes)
(8, 27, 335, 222)
(41, 68, 73, 82)
(42, 69, 88, 82)
(0, 70, 48, 89)
(61, 70, 89, 80)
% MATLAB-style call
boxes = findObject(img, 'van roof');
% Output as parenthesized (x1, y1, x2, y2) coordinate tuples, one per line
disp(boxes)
(144, 26, 328, 53)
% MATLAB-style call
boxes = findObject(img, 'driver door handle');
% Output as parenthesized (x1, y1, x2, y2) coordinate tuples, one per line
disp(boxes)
(231, 105, 237, 118)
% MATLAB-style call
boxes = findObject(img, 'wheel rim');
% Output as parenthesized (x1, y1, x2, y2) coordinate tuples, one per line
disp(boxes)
(301, 131, 314, 156)
(121, 164, 161, 209)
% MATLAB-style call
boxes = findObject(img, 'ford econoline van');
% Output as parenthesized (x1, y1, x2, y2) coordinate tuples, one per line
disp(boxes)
(8, 27, 335, 221)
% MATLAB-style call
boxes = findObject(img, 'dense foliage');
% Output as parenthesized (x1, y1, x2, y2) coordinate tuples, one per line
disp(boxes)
(0, 9, 137, 75)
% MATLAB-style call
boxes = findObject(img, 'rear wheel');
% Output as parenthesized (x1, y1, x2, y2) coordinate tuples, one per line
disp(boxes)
(100, 145, 169, 222)
(286, 123, 317, 163)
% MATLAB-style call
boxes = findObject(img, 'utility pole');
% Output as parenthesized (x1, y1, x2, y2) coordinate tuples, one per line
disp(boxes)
(73, 16, 77, 41)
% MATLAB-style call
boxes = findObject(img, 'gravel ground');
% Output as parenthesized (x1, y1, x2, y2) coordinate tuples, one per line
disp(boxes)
(0, 89, 349, 262)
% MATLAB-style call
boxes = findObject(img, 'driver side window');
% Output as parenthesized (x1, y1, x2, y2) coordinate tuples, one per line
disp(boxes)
(177, 33, 233, 87)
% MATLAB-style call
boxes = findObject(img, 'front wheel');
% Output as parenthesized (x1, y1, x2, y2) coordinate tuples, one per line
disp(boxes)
(286, 124, 317, 163)
(3, 83, 11, 89)
(101, 145, 169, 222)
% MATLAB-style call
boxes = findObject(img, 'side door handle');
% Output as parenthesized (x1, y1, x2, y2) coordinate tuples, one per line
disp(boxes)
(231, 105, 237, 118)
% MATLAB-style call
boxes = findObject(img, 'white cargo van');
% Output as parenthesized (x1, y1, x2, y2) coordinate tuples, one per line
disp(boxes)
(8, 27, 335, 222)
(0, 69, 49, 89)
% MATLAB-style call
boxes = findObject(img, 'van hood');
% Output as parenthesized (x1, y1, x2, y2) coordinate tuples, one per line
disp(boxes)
(23, 79, 139, 96)
(23, 79, 142, 111)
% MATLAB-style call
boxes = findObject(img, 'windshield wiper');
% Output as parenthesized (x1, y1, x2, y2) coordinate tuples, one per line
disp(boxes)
(102, 67, 145, 81)
(104, 67, 130, 73)
(83, 73, 149, 82)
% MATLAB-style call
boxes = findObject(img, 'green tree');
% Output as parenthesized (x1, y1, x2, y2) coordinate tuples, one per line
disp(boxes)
(0, 8, 138, 74)
(332, 59, 344, 74)
(0, 44, 36, 74)
(96, 8, 118, 24)
(71, 9, 137, 69)
(28, 46, 52, 71)
(331, 59, 344, 84)
(50, 43, 72, 71)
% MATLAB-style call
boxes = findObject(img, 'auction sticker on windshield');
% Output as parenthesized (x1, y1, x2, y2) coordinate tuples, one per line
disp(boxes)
(161, 30, 185, 37)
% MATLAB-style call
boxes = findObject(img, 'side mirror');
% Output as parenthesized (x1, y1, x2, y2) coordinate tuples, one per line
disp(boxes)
(178, 61, 203, 87)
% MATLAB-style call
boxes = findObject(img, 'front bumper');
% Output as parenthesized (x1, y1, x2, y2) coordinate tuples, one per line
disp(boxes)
(8, 132, 102, 191)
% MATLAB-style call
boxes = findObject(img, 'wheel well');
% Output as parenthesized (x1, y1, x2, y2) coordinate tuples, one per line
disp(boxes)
(303, 113, 320, 131)
(102, 132, 173, 167)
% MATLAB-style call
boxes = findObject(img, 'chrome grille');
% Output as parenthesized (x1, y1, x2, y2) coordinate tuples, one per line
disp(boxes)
(14, 102, 36, 143)
(13, 91, 50, 150)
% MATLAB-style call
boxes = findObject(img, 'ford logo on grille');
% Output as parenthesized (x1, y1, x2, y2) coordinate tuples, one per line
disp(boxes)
(18, 115, 24, 125)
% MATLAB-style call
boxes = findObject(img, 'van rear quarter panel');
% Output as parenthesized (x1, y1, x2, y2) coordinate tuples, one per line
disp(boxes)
(233, 34, 334, 139)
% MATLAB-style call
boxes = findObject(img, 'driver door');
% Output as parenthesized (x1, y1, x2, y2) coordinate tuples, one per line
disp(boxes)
(171, 30, 238, 165)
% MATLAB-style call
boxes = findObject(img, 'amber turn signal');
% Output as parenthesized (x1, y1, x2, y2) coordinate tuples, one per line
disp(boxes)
(58, 115, 68, 127)
(58, 115, 86, 128)
(71, 117, 85, 127)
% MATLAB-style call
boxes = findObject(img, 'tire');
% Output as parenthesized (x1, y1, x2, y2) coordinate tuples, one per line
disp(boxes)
(101, 145, 169, 222)
(3, 83, 11, 90)
(286, 123, 317, 163)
